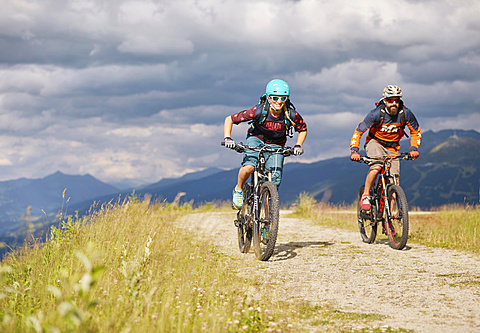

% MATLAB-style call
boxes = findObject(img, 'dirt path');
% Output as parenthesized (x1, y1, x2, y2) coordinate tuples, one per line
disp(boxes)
(177, 210, 480, 332)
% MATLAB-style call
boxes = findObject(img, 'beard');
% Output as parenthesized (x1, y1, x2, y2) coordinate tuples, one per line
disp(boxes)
(386, 104, 398, 115)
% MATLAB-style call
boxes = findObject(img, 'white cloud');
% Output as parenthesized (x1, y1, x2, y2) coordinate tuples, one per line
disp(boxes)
(0, 0, 479, 184)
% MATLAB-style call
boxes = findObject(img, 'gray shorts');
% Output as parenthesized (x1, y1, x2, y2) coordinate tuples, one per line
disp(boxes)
(365, 140, 400, 176)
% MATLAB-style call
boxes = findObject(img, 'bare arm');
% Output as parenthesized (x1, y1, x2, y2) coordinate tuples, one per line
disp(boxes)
(296, 130, 307, 146)
(224, 115, 233, 138)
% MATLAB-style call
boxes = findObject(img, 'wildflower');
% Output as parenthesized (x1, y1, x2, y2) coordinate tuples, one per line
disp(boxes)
(151, 313, 158, 320)
(242, 325, 248, 331)
(264, 309, 270, 315)
(256, 307, 261, 313)
(268, 322, 278, 327)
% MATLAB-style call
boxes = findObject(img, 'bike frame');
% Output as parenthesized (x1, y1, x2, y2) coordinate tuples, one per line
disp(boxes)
(251, 150, 273, 223)
(374, 156, 397, 224)
(358, 152, 410, 233)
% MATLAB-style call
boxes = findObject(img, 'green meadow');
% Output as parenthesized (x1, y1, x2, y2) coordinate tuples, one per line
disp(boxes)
(0, 193, 478, 332)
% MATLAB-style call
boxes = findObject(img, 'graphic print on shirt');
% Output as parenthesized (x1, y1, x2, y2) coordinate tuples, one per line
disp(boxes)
(380, 124, 401, 133)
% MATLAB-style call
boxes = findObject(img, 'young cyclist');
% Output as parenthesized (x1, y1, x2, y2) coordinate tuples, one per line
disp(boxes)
(350, 85, 421, 211)
(223, 79, 308, 209)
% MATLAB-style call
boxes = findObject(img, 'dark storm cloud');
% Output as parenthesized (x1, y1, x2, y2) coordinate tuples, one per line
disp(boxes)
(0, 0, 479, 184)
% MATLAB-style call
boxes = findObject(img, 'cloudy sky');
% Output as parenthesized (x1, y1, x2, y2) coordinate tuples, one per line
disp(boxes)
(1, 0, 479, 186)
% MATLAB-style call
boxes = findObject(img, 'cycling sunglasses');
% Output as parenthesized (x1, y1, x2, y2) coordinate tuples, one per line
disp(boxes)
(385, 98, 400, 104)
(269, 95, 288, 102)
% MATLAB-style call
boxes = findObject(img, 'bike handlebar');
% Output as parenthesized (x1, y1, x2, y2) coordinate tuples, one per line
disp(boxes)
(221, 141, 295, 157)
(354, 152, 412, 165)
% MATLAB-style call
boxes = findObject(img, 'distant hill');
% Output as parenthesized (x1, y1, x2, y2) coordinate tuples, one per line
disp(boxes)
(69, 129, 480, 213)
(0, 171, 119, 234)
(401, 136, 480, 206)
(1, 129, 479, 257)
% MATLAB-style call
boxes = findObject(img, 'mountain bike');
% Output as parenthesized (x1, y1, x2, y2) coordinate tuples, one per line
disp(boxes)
(221, 142, 295, 261)
(354, 153, 412, 250)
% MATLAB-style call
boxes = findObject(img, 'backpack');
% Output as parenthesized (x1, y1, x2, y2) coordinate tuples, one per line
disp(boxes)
(251, 95, 297, 137)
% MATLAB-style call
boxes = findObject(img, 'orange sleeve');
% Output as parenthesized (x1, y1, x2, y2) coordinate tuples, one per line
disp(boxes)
(408, 123, 422, 150)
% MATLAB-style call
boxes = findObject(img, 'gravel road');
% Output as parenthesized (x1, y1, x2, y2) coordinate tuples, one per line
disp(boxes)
(177, 210, 480, 332)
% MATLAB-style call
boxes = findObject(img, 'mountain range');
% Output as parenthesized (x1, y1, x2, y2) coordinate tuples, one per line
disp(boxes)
(1, 129, 479, 255)
(95, 129, 479, 209)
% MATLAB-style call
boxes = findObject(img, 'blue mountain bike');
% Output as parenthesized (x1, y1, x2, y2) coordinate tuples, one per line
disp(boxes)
(222, 142, 295, 261)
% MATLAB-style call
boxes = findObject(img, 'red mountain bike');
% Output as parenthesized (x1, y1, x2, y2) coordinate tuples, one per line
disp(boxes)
(354, 153, 413, 250)
(222, 142, 295, 261)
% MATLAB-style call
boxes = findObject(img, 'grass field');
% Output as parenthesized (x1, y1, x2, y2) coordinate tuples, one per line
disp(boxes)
(1, 197, 399, 332)
(290, 192, 480, 253)
(1, 193, 477, 332)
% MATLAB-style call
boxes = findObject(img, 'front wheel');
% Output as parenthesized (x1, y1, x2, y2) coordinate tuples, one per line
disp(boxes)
(253, 181, 279, 261)
(357, 185, 377, 243)
(386, 184, 409, 250)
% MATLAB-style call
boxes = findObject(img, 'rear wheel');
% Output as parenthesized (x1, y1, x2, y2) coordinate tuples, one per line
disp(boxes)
(357, 185, 377, 243)
(237, 183, 253, 253)
(237, 218, 252, 253)
(386, 184, 409, 250)
(253, 181, 279, 261)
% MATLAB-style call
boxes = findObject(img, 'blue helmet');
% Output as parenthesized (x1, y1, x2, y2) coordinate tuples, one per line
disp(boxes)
(266, 79, 290, 96)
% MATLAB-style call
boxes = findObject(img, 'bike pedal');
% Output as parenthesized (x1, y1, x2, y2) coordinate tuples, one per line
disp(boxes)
(360, 208, 371, 214)
(234, 220, 240, 228)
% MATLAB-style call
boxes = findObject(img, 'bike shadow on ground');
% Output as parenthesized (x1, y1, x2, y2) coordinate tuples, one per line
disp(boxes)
(270, 241, 334, 261)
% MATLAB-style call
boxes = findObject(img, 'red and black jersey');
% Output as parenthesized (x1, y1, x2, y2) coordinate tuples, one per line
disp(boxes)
(231, 104, 307, 146)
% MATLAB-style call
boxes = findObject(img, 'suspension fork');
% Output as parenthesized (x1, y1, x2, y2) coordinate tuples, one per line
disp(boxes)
(252, 168, 260, 222)
(383, 183, 395, 221)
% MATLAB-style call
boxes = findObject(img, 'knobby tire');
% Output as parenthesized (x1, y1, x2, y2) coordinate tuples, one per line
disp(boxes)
(237, 220, 252, 253)
(386, 184, 409, 250)
(357, 185, 377, 243)
(237, 183, 253, 253)
(253, 181, 280, 261)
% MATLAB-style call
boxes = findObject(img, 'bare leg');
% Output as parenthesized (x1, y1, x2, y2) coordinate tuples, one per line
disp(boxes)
(363, 165, 381, 196)
(236, 165, 254, 191)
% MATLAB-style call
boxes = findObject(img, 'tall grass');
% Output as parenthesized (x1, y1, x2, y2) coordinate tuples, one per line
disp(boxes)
(291, 193, 480, 253)
(0, 195, 419, 332)
(0, 198, 296, 332)
(409, 204, 480, 252)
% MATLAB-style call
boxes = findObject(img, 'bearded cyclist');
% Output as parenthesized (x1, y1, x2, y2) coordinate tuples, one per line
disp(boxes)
(223, 79, 308, 209)
(350, 85, 421, 211)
